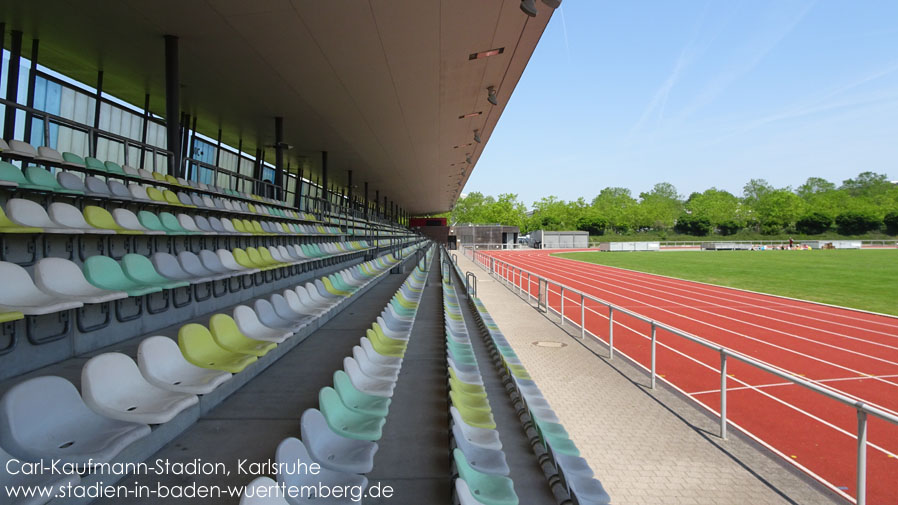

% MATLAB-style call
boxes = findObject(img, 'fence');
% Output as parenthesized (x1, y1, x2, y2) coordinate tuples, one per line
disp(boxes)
(462, 246, 898, 505)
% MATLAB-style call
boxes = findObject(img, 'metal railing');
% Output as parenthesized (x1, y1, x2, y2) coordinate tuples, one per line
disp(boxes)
(462, 246, 898, 505)
(584, 239, 898, 248)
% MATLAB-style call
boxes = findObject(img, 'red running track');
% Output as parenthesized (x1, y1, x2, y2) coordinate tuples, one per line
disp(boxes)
(474, 249, 898, 504)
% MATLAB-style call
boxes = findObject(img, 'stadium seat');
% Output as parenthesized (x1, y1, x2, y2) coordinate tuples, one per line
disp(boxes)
(0, 376, 150, 466)
(0, 261, 83, 315)
(159, 212, 194, 234)
(56, 171, 87, 192)
(82, 255, 163, 296)
(282, 289, 323, 316)
(209, 314, 278, 356)
(4, 199, 77, 233)
(25, 166, 78, 193)
(178, 323, 258, 373)
(129, 184, 151, 201)
(84, 176, 113, 197)
(453, 448, 518, 505)
(452, 422, 510, 476)
(275, 438, 368, 505)
(0, 204, 42, 233)
(104, 161, 126, 176)
(0, 310, 25, 323)
(217, 249, 259, 274)
(251, 299, 303, 333)
(81, 352, 198, 424)
(83, 206, 140, 234)
(107, 180, 133, 199)
(84, 157, 107, 173)
(61, 152, 86, 168)
(121, 253, 190, 290)
(178, 251, 228, 282)
(318, 386, 385, 441)
(137, 336, 232, 395)
(137, 210, 170, 234)
(333, 369, 391, 418)
(343, 357, 394, 398)
(233, 305, 293, 342)
(359, 338, 402, 368)
(300, 408, 378, 474)
(0, 161, 35, 189)
(0, 443, 81, 505)
(352, 346, 399, 382)
(113, 208, 159, 234)
(34, 257, 128, 304)
(198, 250, 237, 278)
(239, 476, 289, 505)
(152, 252, 209, 283)
(268, 293, 309, 323)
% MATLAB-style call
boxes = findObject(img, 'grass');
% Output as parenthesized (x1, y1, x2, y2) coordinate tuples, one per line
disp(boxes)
(553, 249, 898, 316)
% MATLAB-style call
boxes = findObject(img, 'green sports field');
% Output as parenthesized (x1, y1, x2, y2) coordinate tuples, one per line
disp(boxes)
(553, 249, 898, 316)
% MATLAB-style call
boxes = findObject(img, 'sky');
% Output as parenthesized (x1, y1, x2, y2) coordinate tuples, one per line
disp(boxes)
(465, 0, 898, 207)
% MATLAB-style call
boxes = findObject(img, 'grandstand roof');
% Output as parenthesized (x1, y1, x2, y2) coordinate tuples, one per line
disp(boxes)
(1, 0, 554, 214)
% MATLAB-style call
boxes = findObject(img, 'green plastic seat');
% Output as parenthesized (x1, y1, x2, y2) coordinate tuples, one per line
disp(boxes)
(454, 400, 496, 429)
(83, 206, 142, 234)
(450, 389, 491, 413)
(178, 323, 257, 373)
(62, 152, 86, 167)
(103, 161, 125, 175)
(121, 253, 189, 290)
(84, 157, 108, 173)
(83, 255, 163, 296)
(334, 370, 391, 418)
(0, 161, 38, 188)
(533, 417, 571, 439)
(24, 166, 79, 193)
(319, 386, 385, 441)
(0, 310, 25, 323)
(542, 430, 580, 456)
(137, 211, 169, 233)
(390, 299, 415, 317)
(158, 212, 193, 234)
(453, 449, 518, 505)
(0, 205, 42, 233)
(208, 314, 276, 357)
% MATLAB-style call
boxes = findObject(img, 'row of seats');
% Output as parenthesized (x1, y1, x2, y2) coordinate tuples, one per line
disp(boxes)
(0, 245, 425, 505)
(0, 242, 374, 318)
(440, 253, 519, 505)
(238, 245, 434, 504)
(0, 140, 412, 238)
(469, 293, 611, 505)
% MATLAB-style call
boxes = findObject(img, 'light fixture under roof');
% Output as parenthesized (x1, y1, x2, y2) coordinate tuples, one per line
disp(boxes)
(469, 47, 505, 60)
(487, 87, 498, 106)
(473, 130, 481, 143)
(542, 0, 562, 8)
(459, 112, 482, 119)
(466, 156, 473, 164)
(520, 0, 537, 16)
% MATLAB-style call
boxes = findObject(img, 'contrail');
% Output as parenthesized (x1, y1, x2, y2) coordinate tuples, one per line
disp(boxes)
(559, 6, 571, 64)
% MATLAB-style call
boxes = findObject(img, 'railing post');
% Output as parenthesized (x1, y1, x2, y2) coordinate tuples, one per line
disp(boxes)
(650, 322, 657, 389)
(580, 294, 585, 339)
(720, 350, 728, 439)
(560, 287, 565, 326)
(608, 306, 614, 360)
(528, 273, 533, 303)
(857, 409, 867, 505)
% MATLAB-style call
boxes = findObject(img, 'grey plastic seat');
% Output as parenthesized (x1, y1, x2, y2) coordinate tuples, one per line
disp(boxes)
(199, 249, 237, 277)
(47, 202, 114, 234)
(113, 208, 160, 234)
(36, 145, 65, 165)
(137, 168, 155, 180)
(451, 406, 502, 450)
(452, 422, 510, 475)
(221, 217, 239, 234)
(251, 298, 303, 332)
(137, 336, 231, 395)
(178, 251, 228, 281)
(152, 252, 209, 283)
(7, 139, 38, 158)
(0, 261, 83, 315)
(0, 376, 150, 466)
(202, 195, 216, 208)
(128, 184, 151, 201)
(177, 192, 193, 206)
(190, 194, 206, 207)
(207, 216, 228, 234)
(34, 257, 128, 304)
(0, 444, 81, 505)
(275, 437, 368, 505)
(232, 304, 292, 343)
(84, 176, 112, 197)
(81, 352, 198, 424)
(269, 293, 309, 323)
(122, 165, 141, 178)
(567, 475, 611, 505)
(5, 198, 82, 233)
(239, 476, 289, 505)
(194, 215, 216, 233)
(177, 213, 207, 234)
(300, 409, 378, 474)
(107, 180, 133, 199)
(57, 171, 86, 192)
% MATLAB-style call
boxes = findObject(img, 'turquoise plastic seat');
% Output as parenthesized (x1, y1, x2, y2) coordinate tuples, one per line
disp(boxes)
(104, 160, 126, 175)
(0, 161, 42, 189)
(334, 370, 391, 417)
(24, 166, 80, 193)
(158, 212, 194, 234)
(453, 449, 518, 505)
(319, 387, 385, 441)
(84, 157, 108, 173)
(121, 254, 189, 290)
(83, 255, 163, 296)
(137, 211, 170, 233)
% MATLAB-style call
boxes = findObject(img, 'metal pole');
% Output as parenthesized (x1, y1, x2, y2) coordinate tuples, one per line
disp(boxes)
(23, 38, 38, 144)
(560, 287, 565, 326)
(4, 30, 23, 139)
(720, 351, 728, 439)
(580, 294, 585, 339)
(857, 410, 867, 505)
(651, 323, 657, 389)
(528, 273, 533, 302)
(608, 307, 614, 360)
(164, 35, 181, 176)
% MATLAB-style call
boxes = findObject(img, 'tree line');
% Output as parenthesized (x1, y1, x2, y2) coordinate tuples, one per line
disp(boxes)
(445, 172, 898, 237)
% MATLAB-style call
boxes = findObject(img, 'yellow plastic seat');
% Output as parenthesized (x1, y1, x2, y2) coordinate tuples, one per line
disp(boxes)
(0, 311, 25, 323)
(250, 221, 265, 234)
(164, 175, 180, 186)
(152, 172, 167, 182)
(449, 372, 487, 398)
(232, 248, 263, 270)
(450, 388, 492, 414)
(454, 400, 496, 429)
(83, 206, 142, 234)
(162, 190, 183, 206)
(322, 277, 350, 297)
(242, 220, 258, 234)
(145, 187, 166, 203)
(209, 314, 277, 357)
(178, 323, 257, 373)
(506, 363, 531, 380)
(0, 206, 42, 233)
(367, 328, 405, 357)
(256, 247, 284, 268)
(246, 247, 277, 270)
(247, 203, 257, 213)
(232, 219, 249, 234)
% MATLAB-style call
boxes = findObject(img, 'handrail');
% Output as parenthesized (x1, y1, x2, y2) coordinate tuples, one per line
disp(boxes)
(463, 246, 898, 505)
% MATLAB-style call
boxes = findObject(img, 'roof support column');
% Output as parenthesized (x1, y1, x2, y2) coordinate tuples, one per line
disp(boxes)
(139, 93, 150, 169)
(364, 182, 369, 220)
(90, 70, 103, 157)
(3, 30, 23, 139)
(321, 151, 329, 214)
(274, 116, 284, 201)
(347, 170, 353, 214)
(24, 38, 39, 144)
(164, 34, 181, 176)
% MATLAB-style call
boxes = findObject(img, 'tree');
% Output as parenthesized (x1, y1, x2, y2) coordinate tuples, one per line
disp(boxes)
(795, 212, 832, 235)
(638, 182, 683, 231)
(576, 215, 608, 235)
(754, 189, 805, 228)
(717, 220, 742, 235)
(835, 211, 881, 235)
(841, 172, 891, 197)
(591, 187, 637, 232)
(742, 178, 774, 209)
(884, 211, 898, 235)
(685, 188, 742, 227)
(796, 177, 836, 200)
(674, 214, 712, 236)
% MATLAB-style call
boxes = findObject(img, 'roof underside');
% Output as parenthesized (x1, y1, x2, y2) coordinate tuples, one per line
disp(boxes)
(0, 0, 554, 214)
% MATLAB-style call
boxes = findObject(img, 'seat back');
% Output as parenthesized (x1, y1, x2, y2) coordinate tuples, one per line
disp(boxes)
(24, 166, 63, 190)
(83, 206, 121, 231)
(84, 157, 107, 172)
(199, 250, 230, 274)
(49, 202, 91, 230)
(62, 152, 86, 166)
(129, 184, 150, 200)
(57, 171, 86, 192)
(112, 208, 147, 231)
(108, 180, 132, 199)
(0, 161, 29, 184)
(104, 161, 125, 175)
(152, 252, 193, 280)
(137, 211, 167, 232)
(34, 257, 101, 297)
(6, 198, 56, 228)
(84, 176, 112, 196)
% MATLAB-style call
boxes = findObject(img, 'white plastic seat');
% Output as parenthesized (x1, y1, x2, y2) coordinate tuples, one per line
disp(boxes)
(568, 475, 612, 505)
(5, 198, 82, 233)
(81, 353, 198, 424)
(202, 196, 216, 208)
(450, 406, 502, 450)
(137, 336, 231, 395)
(179, 251, 229, 281)
(7, 140, 37, 158)
(113, 208, 159, 234)
(47, 202, 115, 234)
(269, 293, 310, 322)
(303, 282, 338, 307)
(34, 257, 128, 304)
(0, 262, 83, 315)
(36, 145, 64, 164)
(360, 337, 403, 368)
(0, 444, 81, 505)
(555, 453, 595, 479)
(221, 217, 239, 233)
(199, 249, 236, 277)
(84, 176, 112, 197)
(252, 298, 304, 332)
(300, 409, 378, 474)
(352, 346, 399, 382)
(283, 288, 323, 316)
(128, 184, 151, 201)
(177, 213, 209, 234)
(378, 315, 411, 339)
(137, 168, 155, 180)
(122, 165, 141, 178)
(107, 180, 133, 199)
(275, 437, 368, 505)
(233, 305, 291, 343)
(239, 476, 289, 505)
(294, 285, 332, 311)
(217, 249, 259, 274)
(343, 357, 394, 398)
(451, 422, 510, 475)
(152, 252, 210, 283)
(0, 376, 150, 466)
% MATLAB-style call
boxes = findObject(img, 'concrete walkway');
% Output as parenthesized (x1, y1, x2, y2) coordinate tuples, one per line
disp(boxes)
(452, 251, 843, 505)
